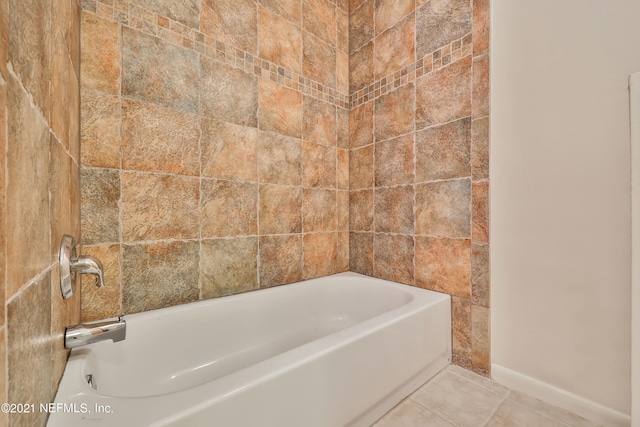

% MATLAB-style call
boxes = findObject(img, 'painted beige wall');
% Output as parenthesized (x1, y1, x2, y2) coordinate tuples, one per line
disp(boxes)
(491, 0, 640, 415)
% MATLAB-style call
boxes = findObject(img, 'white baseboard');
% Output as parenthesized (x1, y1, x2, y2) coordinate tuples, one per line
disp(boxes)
(491, 364, 630, 427)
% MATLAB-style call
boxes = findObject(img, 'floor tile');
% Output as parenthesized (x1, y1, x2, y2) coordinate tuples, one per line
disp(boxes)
(486, 400, 568, 427)
(506, 390, 602, 427)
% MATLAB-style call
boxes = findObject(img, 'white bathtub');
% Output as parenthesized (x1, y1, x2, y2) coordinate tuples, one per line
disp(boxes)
(48, 272, 451, 427)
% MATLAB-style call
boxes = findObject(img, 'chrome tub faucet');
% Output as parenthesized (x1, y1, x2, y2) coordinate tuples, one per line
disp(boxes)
(65, 316, 126, 349)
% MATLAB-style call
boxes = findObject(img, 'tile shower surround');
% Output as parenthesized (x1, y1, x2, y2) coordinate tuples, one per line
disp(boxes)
(79, 0, 490, 380)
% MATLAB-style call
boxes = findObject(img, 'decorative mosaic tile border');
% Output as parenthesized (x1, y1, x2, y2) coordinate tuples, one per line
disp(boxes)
(82, 0, 350, 109)
(350, 33, 473, 108)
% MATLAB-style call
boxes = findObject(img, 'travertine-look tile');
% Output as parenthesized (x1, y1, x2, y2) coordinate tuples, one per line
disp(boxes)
(375, 0, 415, 35)
(349, 0, 373, 54)
(201, 238, 259, 298)
(80, 167, 120, 245)
(375, 134, 414, 186)
(201, 119, 258, 181)
(259, 132, 302, 185)
(9, 0, 50, 112)
(121, 172, 200, 241)
(68, 65, 81, 162)
(472, 54, 490, 118)
(350, 145, 374, 190)
(258, 6, 302, 73)
(303, 142, 337, 188)
(259, 235, 303, 287)
(374, 234, 414, 284)
(127, 0, 200, 28)
(472, 305, 490, 372)
(337, 231, 349, 271)
(81, 244, 121, 321)
(6, 78, 50, 298)
(350, 0, 366, 13)
(337, 148, 349, 190)
(122, 27, 199, 113)
(304, 233, 338, 279)
(50, 20, 71, 149)
(375, 83, 415, 142)
(350, 232, 373, 276)
(0, 74, 6, 326)
(374, 13, 415, 80)
(415, 237, 471, 298)
(260, 0, 301, 25)
(81, 87, 120, 168)
(416, 0, 471, 58)
(49, 137, 72, 258)
(337, 50, 349, 94)
(373, 399, 455, 427)
(350, 189, 374, 231)
(201, 179, 258, 237)
(415, 179, 471, 237)
(200, 0, 257, 54)
(336, 7, 348, 54)
(122, 99, 200, 175)
(416, 56, 471, 130)
(472, 117, 489, 180)
(52, 0, 81, 77)
(259, 184, 302, 234)
(349, 100, 373, 148)
(416, 117, 471, 181)
(200, 56, 258, 127)
(412, 370, 503, 427)
(350, 41, 373, 93)
(122, 241, 199, 313)
(303, 32, 337, 90)
(7, 274, 51, 427)
(471, 243, 490, 307)
(81, 11, 119, 94)
(375, 186, 414, 234)
(337, 108, 349, 149)
(472, 181, 489, 243)
(303, 0, 336, 46)
(473, 0, 490, 56)
(303, 96, 337, 146)
(486, 400, 567, 427)
(258, 79, 303, 138)
(338, 190, 349, 230)
(303, 189, 337, 232)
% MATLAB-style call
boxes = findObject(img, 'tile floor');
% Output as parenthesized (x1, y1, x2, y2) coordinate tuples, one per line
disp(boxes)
(372, 365, 602, 427)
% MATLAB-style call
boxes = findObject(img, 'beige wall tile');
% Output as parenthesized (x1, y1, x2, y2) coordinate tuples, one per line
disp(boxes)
(122, 99, 201, 175)
(350, 145, 374, 190)
(471, 243, 490, 308)
(416, 117, 471, 182)
(201, 179, 258, 237)
(258, 79, 303, 138)
(259, 132, 302, 185)
(201, 119, 258, 181)
(259, 184, 302, 234)
(416, 55, 471, 130)
(375, 83, 415, 142)
(81, 87, 121, 169)
(472, 181, 489, 243)
(122, 241, 200, 313)
(121, 172, 200, 241)
(337, 231, 350, 271)
(260, 0, 301, 25)
(80, 167, 120, 245)
(350, 189, 374, 231)
(303, 189, 337, 232)
(472, 305, 490, 372)
(303, 0, 336, 46)
(472, 54, 490, 118)
(201, 238, 259, 298)
(337, 148, 349, 190)
(338, 190, 349, 230)
(350, 41, 374, 93)
(49, 137, 72, 258)
(350, 0, 373, 54)
(416, 0, 472, 58)
(259, 235, 303, 287)
(81, 11, 119, 94)
(337, 108, 349, 149)
(374, 185, 415, 234)
(303, 96, 337, 147)
(336, 7, 349, 54)
(200, 0, 257, 54)
(50, 21, 71, 150)
(304, 233, 338, 279)
(374, 13, 415, 80)
(350, 232, 373, 275)
(127, 0, 200, 29)
(303, 141, 337, 188)
(452, 296, 472, 363)
(81, 244, 121, 322)
(200, 56, 258, 126)
(258, 6, 302, 73)
(375, 134, 414, 187)
(416, 237, 471, 298)
(349, 100, 373, 148)
(375, 0, 415, 35)
(303, 32, 337, 89)
(472, 0, 490, 56)
(471, 117, 489, 180)
(5, 78, 51, 298)
(416, 179, 471, 237)
(374, 233, 414, 284)
(337, 50, 349, 94)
